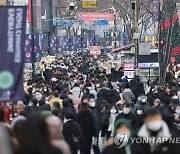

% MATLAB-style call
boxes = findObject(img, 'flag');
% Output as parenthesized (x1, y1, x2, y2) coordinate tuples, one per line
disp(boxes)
(160, 0, 180, 63)
(24, 34, 32, 63)
(49, 36, 57, 54)
(24, 34, 43, 63)
(0, 6, 27, 102)
(57, 36, 64, 53)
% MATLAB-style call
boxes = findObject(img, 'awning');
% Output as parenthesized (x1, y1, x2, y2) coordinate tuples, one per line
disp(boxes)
(111, 45, 132, 54)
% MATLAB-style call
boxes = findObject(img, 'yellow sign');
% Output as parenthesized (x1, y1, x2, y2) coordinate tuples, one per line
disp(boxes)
(82, 1, 97, 8)
(145, 35, 155, 47)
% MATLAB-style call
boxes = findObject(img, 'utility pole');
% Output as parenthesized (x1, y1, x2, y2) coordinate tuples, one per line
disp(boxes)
(131, 0, 140, 68)
(30, 0, 35, 80)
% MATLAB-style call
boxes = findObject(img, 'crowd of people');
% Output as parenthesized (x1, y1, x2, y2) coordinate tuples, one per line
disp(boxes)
(0, 53, 180, 154)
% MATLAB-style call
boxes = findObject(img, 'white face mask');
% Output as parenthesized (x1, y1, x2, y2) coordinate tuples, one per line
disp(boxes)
(176, 109, 180, 114)
(172, 96, 178, 99)
(137, 110, 143, 115)
(90, 102, 96, 107)
(138, 97, 142, 101)
(142, 98, 147, 103)
(123, 108, 130, 114)
(96, 84, 100, 88)
(118, 110, 123, 114)
(110, 109, 117, 114)
(147, 120, 162, 131)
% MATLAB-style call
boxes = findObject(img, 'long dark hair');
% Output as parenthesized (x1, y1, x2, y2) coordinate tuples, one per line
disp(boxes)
(17, 113, 61, 154)
(78, 103, 90, 113)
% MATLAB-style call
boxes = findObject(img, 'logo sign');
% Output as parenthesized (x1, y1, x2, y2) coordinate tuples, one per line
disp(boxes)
(94, 20, 109, 26)
(60, 21, 72, 27)
(114, 133, 129, 149)
(89, 46, 101, 56)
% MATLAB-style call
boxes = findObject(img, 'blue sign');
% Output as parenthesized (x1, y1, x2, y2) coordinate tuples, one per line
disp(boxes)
(60, 21, 72, 27)
(95, 20, 109, 26)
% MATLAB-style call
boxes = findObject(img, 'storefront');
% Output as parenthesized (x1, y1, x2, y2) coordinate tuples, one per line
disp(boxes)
(136, 63, 159, 82)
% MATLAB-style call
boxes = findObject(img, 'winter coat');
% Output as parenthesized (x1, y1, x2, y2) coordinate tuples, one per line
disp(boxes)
(77, 110, 96, 150)
(132, 120, 180, 154)
(132, 101, 150, 113)
(60, 107, 76, 119)
(71, 87, 82, 99)
(134, 81, 145, 98)
(87, 86, 97, 98)
(158, 104, 175, 130)
(115, 112, 139, 131)
(90, 107, 100, 135)
(102, 144, 128, 154)
(108, 90, 121, 105)
(62, 119, 84, 152)
(39, 104, 51, 112)
(123, 88, 135, 104)
(108, 113, 118, 136)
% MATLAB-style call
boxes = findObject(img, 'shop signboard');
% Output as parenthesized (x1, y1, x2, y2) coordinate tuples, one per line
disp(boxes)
(94, 20, 109, 26)
(124, 71, 135, 79)
(78, 12, 113, 21)
(82, 0, 97, 8)
(124, 63, 134, 70)
(89, 46, 101, 56)
(138, 63, 159, 68)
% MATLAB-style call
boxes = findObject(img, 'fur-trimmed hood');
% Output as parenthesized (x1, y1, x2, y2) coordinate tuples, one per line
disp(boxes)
(138, 120, 171, 139)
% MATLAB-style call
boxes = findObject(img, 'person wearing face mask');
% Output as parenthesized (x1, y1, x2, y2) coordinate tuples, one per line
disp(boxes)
(133, 108, 180, 154)
(133, 94, 150, 114)
(147, 88, 159, 106)
(133, 106, 144, 128)
(158, 97, 175, 130)
(122, 83, 135, 106)
(160, 85, 172, 103)
(108, 106, 118, 137)
(153, 99, 161, 109)
(102, 118, 133, 154)
(173, 105, 180, 134)
(116, 103, 139, 131)
(88, 94, 100, 154)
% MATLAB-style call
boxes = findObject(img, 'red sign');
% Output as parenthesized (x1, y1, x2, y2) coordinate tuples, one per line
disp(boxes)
(124, 71, 135, 78)
(78, 12, 113, 21)
(89, 46, 101, 56)
(124, 63, 134, 70)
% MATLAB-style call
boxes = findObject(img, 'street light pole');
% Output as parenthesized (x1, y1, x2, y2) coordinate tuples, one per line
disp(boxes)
(30, 0, 35, 80)
(132, 0, 140, 68)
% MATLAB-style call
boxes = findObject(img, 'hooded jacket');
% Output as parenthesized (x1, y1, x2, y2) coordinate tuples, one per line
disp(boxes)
(102, 118, 133, 154)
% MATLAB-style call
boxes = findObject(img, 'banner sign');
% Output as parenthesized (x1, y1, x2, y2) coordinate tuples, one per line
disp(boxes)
(78, 12, 114, 21)
(89, 46, 101, 56)
(0, 6, 27, 102)
(24, 34, 43, 63)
